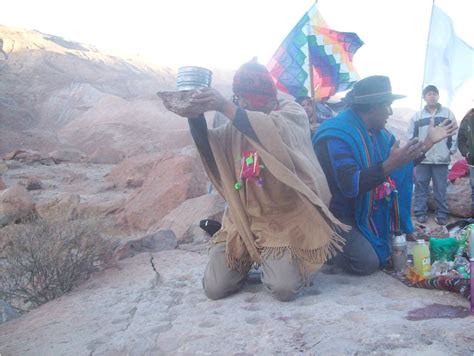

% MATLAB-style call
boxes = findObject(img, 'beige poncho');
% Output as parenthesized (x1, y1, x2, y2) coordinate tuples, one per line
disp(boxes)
(193, 100, 347, 271)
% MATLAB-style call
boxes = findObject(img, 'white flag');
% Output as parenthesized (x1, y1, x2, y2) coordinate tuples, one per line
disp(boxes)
(423, 5, 474, 104)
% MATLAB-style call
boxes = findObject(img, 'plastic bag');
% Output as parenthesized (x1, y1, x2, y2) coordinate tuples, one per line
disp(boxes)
(429, 237, 459, 263)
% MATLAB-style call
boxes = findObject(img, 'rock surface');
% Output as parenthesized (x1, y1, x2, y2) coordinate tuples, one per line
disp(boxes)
(0, 184, 35, 226)
(49, 148, 88, 164)
(0, 25, 191, 158)
(114, 229, 178, 260)
(428, 177, 472, 218)
(0, 250, 472, 355)
(115, 152, 208, 231)
(35, 193, 81, 221)
(0, 300, 19, 324)
(153, 193, 226, 242)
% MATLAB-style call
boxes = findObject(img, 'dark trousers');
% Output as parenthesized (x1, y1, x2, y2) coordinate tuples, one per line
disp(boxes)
(414, 163, 449, 219)
(332, 218, 380, 275)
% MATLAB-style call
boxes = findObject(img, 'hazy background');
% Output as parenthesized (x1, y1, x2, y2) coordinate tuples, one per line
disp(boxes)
(1, 0, 472, 118)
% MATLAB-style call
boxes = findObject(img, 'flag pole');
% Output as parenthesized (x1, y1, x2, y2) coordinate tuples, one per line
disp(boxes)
(308, 39, 315, 100)
(307, 0, 318, 100)
(420, 0, 435, 109)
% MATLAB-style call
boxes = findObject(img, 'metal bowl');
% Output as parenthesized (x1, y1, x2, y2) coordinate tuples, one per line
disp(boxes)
(176, 66, 212, 91)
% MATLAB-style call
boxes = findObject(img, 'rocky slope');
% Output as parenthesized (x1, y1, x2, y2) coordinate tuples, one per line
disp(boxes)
(0, 25, 190, 157)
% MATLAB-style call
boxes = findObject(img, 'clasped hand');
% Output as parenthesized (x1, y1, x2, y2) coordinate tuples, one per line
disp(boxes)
(190, 88, 227, 113)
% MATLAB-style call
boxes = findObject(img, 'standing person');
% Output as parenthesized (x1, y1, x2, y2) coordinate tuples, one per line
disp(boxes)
(409, 85, 457, 225)
(176, 60, 346, 301)
(295, 96, 318, 134)
(314, 100, 337, 123)
(313, 76, 457, 274)
(457, 108, 474, 215)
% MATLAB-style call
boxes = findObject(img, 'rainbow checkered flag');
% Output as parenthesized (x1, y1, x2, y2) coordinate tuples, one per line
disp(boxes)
(267, 4, 363, 100)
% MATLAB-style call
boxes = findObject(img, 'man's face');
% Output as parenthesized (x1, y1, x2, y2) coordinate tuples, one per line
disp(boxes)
(301, 99, 314, 119)
(424, 90, 439, 106)
(235, 95, 276, 114)
(368, 102, 393, 131)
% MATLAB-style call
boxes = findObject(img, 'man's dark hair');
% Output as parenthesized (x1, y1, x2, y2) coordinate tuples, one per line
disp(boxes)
(422, 85, 439, 96)
(350, 103, 375, 114)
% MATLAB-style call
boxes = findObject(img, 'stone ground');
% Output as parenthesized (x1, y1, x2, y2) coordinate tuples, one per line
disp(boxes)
(0, 246, 472, 355)
(1, 161, 124, 209)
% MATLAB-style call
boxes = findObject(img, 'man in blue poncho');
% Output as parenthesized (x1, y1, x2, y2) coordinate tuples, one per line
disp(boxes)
(312, 76, 457, 274)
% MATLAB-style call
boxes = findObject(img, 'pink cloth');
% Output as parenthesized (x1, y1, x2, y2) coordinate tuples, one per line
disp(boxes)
(448, 159, 468, 182)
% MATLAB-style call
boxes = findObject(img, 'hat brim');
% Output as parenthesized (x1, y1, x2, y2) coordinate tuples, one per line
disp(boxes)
(349, 93, 406, 104)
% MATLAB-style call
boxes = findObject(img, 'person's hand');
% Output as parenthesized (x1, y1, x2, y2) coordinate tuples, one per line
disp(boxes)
(189, 88, 238, 120)
(383, 138, 425, 174)
(424, 117, 457, 150)
(406, 232, 417, 242)
(189, 88, 228, 112)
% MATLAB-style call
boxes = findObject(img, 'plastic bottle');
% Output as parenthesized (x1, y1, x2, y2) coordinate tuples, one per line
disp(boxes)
(413, 239, 431, 278)
(391, 231, 407, 272)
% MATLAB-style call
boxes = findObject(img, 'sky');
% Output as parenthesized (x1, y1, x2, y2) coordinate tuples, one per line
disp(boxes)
(1, 0, 473, 118)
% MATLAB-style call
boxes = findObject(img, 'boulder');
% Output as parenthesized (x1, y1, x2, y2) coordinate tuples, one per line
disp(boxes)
(25, 177, 44, 191)
(0, 185, 35, 226)
(2, 150, 21, 161)
(2, 149, 54, 165)
(0, 176, 6, 190)
(77, 198, 125, 222)
(49, 148, 88, 164)
(88, 146, 126, 165)
(106, 153, 158, 188)
(115, 152, 208, 231)
(114, 229, 177, 260)
(152, 194, 225, 242)
(36, 193, 80, 221)
(428, 177, 472, 218)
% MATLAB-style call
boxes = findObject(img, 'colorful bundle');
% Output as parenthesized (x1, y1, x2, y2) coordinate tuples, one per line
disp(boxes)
(413, 276, 471, 301)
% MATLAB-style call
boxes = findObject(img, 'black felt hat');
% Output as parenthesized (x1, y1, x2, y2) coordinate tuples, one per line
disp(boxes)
(344, 76, 405, 104)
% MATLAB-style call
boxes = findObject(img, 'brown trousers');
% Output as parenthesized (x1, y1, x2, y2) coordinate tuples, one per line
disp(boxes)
(203, 243, 304, 302)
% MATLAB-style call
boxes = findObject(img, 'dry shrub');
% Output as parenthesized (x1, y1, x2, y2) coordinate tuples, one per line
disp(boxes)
(0, 216, 114, 310)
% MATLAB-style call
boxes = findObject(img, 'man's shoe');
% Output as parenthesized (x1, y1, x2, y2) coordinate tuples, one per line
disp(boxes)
(434, 216, 448, 225)
(199, 219, 222, 236)
(416, 215, 428, 224)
